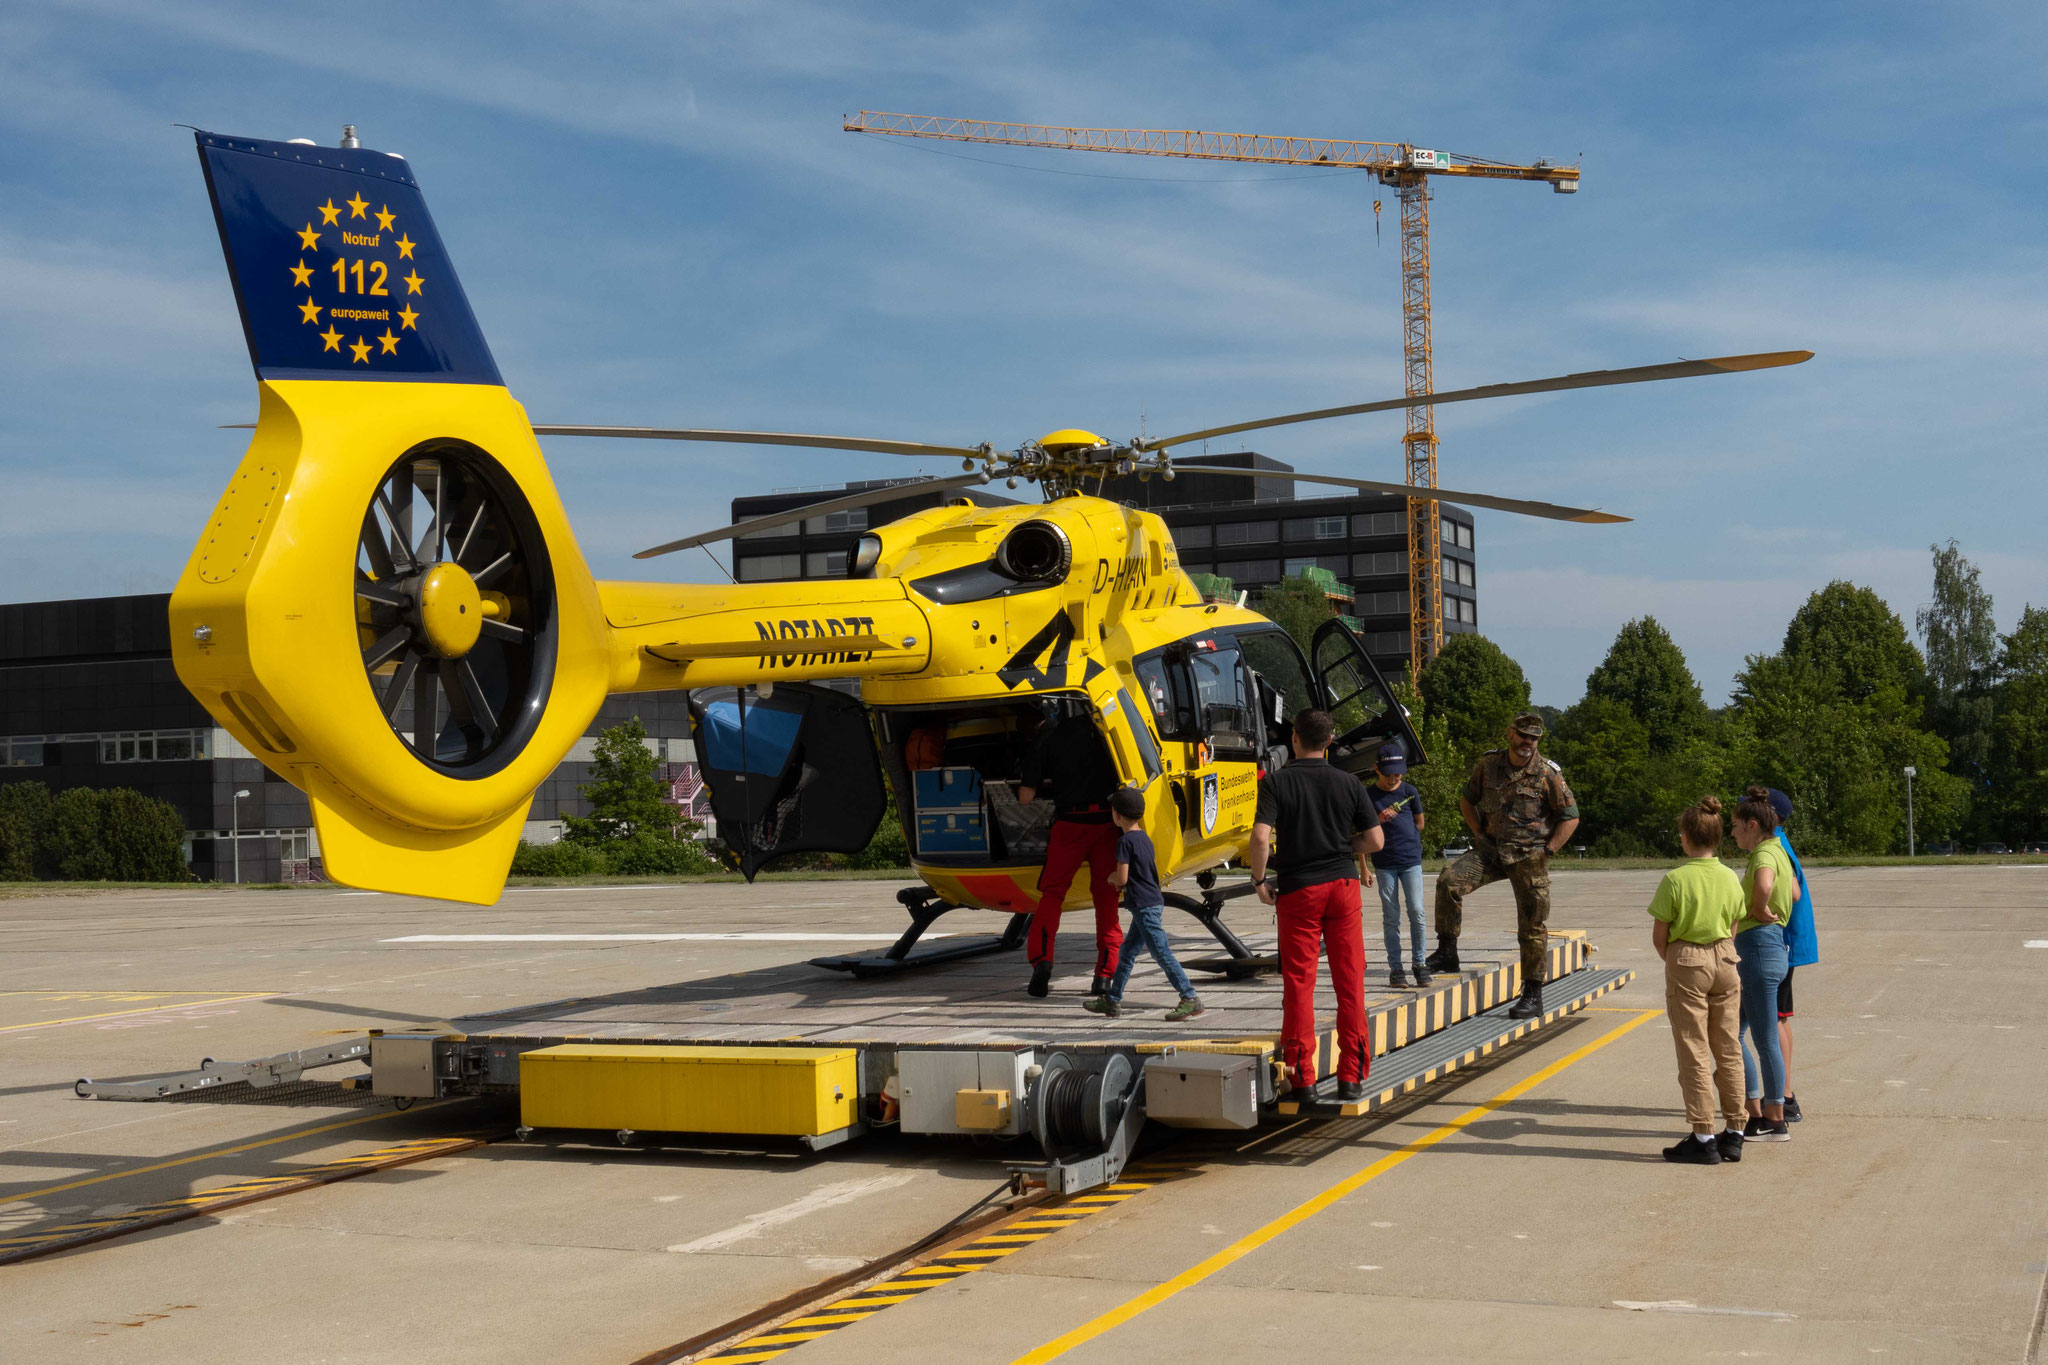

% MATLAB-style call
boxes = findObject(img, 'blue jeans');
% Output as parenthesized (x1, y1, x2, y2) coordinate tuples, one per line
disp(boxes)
(1374, 864, 1426, 967)
(1107, 903, 1196, 1001)
(1736, 924, 1789, 1105)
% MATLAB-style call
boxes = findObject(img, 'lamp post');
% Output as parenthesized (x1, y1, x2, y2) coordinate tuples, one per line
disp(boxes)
(1902, 766, 1916, 858)
(232, 788, 251, 883)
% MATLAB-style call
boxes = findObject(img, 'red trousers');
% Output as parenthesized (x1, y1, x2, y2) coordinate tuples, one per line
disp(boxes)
(1278, 878, 1370, 1087)
(1028, 817, 1123, 977)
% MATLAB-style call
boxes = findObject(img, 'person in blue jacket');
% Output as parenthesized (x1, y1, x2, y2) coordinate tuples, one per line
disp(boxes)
(1767, 788, 1817, 1123)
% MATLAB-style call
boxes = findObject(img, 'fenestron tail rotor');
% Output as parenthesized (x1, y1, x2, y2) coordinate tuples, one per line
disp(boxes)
(354, 444, 554, 770)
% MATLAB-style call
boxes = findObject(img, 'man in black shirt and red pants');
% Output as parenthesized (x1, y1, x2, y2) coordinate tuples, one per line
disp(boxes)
(1250, 708, 1385, 1103)
(1019, 709, 1124, 998)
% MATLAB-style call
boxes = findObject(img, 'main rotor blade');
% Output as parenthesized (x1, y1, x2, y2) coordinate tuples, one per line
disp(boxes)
(533, 425, 990, 462)
(1184, 463, 1628, 523)
(1137, 350, 1813, 452)
(634, 471, 992, 560)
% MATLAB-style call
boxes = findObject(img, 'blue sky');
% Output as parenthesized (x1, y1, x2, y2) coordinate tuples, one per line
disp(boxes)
(2, 2, 2043, 704)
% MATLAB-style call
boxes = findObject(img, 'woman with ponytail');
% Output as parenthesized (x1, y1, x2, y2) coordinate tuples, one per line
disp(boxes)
(1647, 796, 1749, 1164)
(1732, 786, 1796, 1142)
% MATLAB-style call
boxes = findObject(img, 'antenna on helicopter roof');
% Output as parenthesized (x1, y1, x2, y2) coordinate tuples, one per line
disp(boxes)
(339, 124, 360, 148)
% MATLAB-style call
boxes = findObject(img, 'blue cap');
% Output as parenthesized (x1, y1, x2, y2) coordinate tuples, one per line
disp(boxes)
(1767, 788, 1794, 823)
(1375, 743, 1407, 774)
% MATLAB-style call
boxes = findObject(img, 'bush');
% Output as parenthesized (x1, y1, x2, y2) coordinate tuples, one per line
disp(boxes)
(604, 832, 718, 876)
(0, 783, 188, 882)
(509, 839, 609, 877)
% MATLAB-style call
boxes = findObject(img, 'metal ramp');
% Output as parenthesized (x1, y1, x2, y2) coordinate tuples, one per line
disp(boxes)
(1278, 966, 1635, 1117)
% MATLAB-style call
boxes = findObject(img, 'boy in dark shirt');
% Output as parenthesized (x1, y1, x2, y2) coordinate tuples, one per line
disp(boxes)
(1364, 743, 1431, 988)
(1084, 787, 1203, 1021)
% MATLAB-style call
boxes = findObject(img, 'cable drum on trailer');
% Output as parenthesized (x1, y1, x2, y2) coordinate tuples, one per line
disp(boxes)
(1033, 1052, 1136, 1157)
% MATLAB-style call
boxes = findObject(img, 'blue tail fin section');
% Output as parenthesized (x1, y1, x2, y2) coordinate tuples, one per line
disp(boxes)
(195, 130, 501, 385)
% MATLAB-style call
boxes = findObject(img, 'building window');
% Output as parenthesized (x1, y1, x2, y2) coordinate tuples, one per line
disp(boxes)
(1175, 524, 1213, 549)
(1447, 520, 1474, 549)
(1353, 551, 1404, 578)
(97, 729, 210, 763)
(1457, 598, 1478, 624)
(1352, 511, 1404, 538)
(736, 553, 802, 582)
(1359, 590, 1410, 616)
(805, 550, 848, 577)
(735, 515, 787, 540)
(1459, 559, 1476, 587)
(5, 737, 45, 767)
(1371, 631, 1410, 654)
(1216, 558, 1279, 584)
(1216, 520, 1278, 547)
(803, 508, 869, 536)
(1282, 515, 1349, 543)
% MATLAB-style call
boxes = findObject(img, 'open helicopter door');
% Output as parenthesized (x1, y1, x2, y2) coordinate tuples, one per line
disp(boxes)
(688, 684, 887, 880)
(1309, 619, 1427, 780)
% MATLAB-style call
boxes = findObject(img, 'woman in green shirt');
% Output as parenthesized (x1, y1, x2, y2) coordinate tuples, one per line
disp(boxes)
(1733, 786, 1795, 1141)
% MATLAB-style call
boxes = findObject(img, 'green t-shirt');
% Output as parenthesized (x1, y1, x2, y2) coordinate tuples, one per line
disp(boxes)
(1647, 856, 1746, 945)
(1742, 839, 1797, 930)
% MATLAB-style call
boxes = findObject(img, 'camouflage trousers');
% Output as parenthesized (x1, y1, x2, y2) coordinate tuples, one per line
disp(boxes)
(1435, 845, 1551, 983)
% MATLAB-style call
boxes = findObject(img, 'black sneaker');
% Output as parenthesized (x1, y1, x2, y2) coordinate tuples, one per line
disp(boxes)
(1424, 941, 1460, 974)
(1783, 1094, 1803, 1123)
(1027, 961, 1052, 998)
(1716, 1130, 1745, 1162)
(1743, 1116, 1791, 1143)
(1337, 1079, 1367, 1103)
(1389, 968, 1409, 989)
(1663, 1133, 1722, 1165)
(1411, 962, 1433, 987)
(1507, 981, 1544, 1021)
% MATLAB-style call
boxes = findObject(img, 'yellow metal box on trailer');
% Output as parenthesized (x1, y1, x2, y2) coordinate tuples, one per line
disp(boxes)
(519, 1044, 858, 1137)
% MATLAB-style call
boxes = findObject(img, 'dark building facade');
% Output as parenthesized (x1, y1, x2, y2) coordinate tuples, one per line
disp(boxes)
(729, 453, 1478, 675)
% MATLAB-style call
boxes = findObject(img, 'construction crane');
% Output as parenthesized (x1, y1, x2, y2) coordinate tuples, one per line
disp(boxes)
(843, 111, 1579, 671)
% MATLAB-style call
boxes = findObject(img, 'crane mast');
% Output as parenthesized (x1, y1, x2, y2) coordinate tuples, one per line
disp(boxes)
(843, 111, 1578, 671)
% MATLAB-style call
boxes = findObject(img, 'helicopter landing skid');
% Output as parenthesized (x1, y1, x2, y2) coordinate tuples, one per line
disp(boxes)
(809, 893, 1030, 978)
(1168, 885, 1274, 979)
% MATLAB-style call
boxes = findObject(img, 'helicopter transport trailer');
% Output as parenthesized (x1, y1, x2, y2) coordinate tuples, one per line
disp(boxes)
(347, 925, 1628, 1193)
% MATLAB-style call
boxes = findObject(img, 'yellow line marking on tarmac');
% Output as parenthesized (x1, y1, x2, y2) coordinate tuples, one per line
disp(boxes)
(4, 1103, 456, 1203)
(0, 993, 276, 1033)
(1009, 1009, 1662, 1364)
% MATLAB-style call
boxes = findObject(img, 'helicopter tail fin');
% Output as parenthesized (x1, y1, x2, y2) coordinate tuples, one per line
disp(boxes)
(172, 132, 612, 904)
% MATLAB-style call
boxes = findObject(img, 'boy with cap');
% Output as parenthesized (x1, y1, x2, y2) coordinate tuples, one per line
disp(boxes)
(1768, 787, 1817, 1122)
(1363, 743, 1431, 988)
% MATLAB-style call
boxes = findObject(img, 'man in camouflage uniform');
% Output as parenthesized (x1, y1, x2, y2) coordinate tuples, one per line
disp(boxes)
(1426, 712, 1580, 1020)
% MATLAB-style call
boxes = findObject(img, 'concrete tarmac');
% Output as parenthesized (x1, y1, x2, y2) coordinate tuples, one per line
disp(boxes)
(1, 865, 2044, 1363)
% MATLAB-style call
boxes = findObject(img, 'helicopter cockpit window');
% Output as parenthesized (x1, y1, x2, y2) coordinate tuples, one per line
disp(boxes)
(1134, 656, 1186, 736)
(1238, 629, 1317, 724)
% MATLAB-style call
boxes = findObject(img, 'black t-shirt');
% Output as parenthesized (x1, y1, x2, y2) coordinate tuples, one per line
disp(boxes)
(1019, 715, 1119, 820)
(1253, 757, 1375, 894)
(1116, 827, 1163, 909)
(1368, 779, 1425, 870)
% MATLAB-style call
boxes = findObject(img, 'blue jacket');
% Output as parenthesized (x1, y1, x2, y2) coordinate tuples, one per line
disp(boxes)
(1778, 829, 1819, 967)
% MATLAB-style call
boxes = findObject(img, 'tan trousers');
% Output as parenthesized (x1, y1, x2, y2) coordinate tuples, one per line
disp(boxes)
(1665, 938, 1745, 1132)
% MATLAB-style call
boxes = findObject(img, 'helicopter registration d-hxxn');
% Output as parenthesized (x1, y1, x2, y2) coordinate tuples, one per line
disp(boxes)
(171, 128, 1809, 971)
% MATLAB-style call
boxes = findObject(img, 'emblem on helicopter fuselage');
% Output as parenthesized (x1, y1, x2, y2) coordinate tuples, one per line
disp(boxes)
(1200, 773, 1219, 835)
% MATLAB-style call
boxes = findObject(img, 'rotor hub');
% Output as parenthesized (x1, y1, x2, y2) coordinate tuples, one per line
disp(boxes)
(415, 561, 483, 659)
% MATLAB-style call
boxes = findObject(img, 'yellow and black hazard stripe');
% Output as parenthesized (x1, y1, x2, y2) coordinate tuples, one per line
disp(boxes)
(695, 1161, 1198, 1364)
(0, 1134, 483, 1265)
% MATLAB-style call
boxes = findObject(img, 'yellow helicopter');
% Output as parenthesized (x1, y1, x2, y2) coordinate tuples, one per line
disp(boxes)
(169, 128, 1809, 975)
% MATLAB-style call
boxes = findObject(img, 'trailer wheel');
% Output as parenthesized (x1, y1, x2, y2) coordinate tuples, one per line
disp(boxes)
(74, 1078, 93, 1098)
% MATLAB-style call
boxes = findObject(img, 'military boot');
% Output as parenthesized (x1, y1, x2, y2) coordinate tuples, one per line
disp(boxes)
(1507, 978, 1544, 1020)
(1424, 936, 1460, 974)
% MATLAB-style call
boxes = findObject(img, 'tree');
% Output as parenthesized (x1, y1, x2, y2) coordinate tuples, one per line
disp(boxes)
(563, 718, 685, 846)
(1418, 634, 1531, 753)
(0, 782, 51, 880)
(1581, 616, 1708, 753)
(1255, 573, 1337, 658)
(1985, 606, 2048, 845)
(1389, 669, 1464, 857)
(1916, 540, 1998, 787)
(0, 784, 188, 882)
(1782, 581, 1927, 706)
